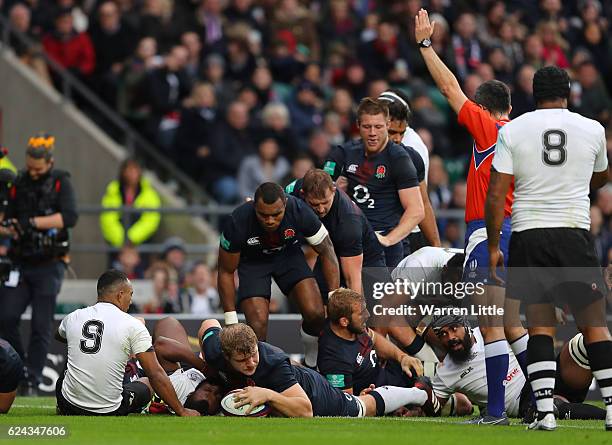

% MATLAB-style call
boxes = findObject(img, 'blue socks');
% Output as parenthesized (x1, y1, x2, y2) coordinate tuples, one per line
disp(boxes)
(484, 340, 509, 417)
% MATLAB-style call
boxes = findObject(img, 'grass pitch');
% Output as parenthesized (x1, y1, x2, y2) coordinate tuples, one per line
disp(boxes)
(0, 397, 608, 445)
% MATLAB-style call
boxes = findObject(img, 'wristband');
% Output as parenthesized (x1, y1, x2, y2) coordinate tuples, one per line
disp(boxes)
(224, 311, 238, 325)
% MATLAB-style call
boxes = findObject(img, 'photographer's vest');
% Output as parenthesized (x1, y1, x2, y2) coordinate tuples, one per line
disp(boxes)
(10, 169, 70, 262)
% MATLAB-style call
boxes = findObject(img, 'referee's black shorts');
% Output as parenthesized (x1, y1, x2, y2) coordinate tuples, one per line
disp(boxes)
(506, 228, 605, 307)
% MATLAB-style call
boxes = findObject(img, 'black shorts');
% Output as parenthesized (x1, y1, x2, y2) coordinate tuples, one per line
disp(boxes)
(506, 228, 606, 306)
(56, 372, 151, 416)
(0, 339, 23, 393)
(377, 360, 416, 389)
(554, 354, 589, 403)
(237, 247, 313, 304)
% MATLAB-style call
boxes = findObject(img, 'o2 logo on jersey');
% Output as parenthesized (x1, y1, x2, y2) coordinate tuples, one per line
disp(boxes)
(375, 165, 386, 179)
(283, 228, 296, 240)
(353, 185, 375, 209)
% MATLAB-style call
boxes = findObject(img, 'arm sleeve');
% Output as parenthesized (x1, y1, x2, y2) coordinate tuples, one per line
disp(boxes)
(202, 327, 225, 368)
(432, 374, 453, 399)
(323, 146, 346, 180)
(392, 152, 420, 190)
(266, 359, 299, 393)
(594, 125, 609, 172)
(58, 175, 79, 228)
(318, 355, 354, 390)
(491, 127, 513, 175)
(126, 185, 162, 245)
(406, 147, 426, 183)
(296, 200, 326, 243)
(457, 101, 498, 150)
(334, 216, 364, 257)
(57, 314, 69, 339)
(129, 320, 153, 355)
(219, 213, 243, 253)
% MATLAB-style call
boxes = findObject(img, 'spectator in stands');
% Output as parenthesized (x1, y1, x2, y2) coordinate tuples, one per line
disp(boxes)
(208, 100, 255, 203)
(224, 0, 264, 32)
(536, 20, 569, 68)
(327, 87, 355, 140)
(202, 53, 235, 112)
(237, 137, 290, 200)
(100, 158, 161, 251)
(282, 152, 314, 186)
(288, 80, 324, 149)
(224, 29, 257, 86)
(257, 102, 296, 158)
(112, 244, 145, 279)
(510, 64, 536, 118)
(194, 0, 226, 54)
(428, 155, 452, 211)
(174, 82, 217, 181)
(319, 0, 359, 60)
(161, 236, 188, 289)
(322, 112, 345, 146)
(250, 66, 276, 113)
(180, 31, 203, 83)
(487, 46, 513, 86)
(451, 12, 483, 80)
(270, 0, 320, 61)
(523, 33, 546, 69)
(117, 36, 162, 129)
(42, 7, 95, 83)
(358, 20, 409, 80)
(571, 61, 612, 124)
(495, 19, 524, 70)
(8, 3, 52, 85)
(590, 205, 610, 266)
(138, 0, 190, 53)
(186, 261, 219, 316)
(89, 1, 136, 107)
(307, 130, 331, 169)
(143, 263, 183, 313)
(143, 44, 191, 153)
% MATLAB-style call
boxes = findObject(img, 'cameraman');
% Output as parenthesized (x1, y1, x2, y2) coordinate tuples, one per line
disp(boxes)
(0, 133, 78, 394)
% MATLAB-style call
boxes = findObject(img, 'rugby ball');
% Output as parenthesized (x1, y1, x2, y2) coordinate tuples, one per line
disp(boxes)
(220, 389, 271, 417)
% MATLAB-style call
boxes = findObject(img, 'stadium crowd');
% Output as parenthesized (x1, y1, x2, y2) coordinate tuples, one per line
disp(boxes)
(0, 0, 609, 308)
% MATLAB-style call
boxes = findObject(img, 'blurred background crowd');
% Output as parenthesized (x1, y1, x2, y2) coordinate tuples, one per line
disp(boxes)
(1, 0, 610, 313)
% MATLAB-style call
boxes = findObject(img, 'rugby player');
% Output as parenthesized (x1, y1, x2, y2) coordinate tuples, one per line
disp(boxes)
(378, 88, 441, 252)
(135, 317, 225, 415)
(324, 98, 424, 269)
(55, 270, 199, 416)
(198, 320, 436, 418)
(428, 313, 608, 421)
(286, 169, 385, 295)
(317, 288, 441, 416)
(486, 65, 611, 430)
(218, 182, 339, 367)
(416, 8, 527, 424)
(392, 246, 465, 286)
(0, 337, 23, 413)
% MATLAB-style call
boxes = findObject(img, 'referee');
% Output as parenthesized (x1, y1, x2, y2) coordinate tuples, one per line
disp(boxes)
(485, 66, 610, 431)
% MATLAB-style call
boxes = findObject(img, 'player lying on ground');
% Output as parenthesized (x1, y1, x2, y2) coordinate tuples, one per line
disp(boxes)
(420, 312, 606, 420)
(198, 320, 437, 418)
(317, 288, 443, 416)
(0, 338, 23, 414)
(133, 316, 225, 415)
(55, 270, 199, 416)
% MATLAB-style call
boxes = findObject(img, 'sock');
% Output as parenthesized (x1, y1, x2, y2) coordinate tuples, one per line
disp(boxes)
(370, 386, 428, 415)
(585, 340, 612, 423)
(510, 333, 534, 405)
(484, 340, 509, 417)
(527, 335, 556, 417)
(556, 401, 606, 420)
(509, 333, 529, 376)
(300, 328, 319, 368)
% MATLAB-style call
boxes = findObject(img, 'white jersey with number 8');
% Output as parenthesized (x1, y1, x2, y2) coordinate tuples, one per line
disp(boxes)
(492, 108, 608, 232)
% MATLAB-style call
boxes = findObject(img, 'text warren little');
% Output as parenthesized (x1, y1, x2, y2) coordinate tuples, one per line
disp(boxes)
(372, 305, 504, 317)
